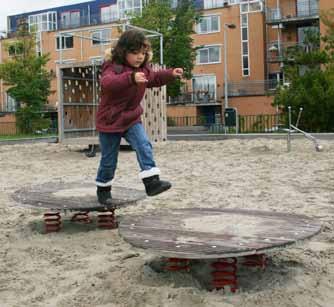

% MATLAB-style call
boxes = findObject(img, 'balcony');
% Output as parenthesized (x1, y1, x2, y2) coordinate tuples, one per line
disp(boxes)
(167, 80, 279, 104)
(266, 0, 319, 25)
(267, 41, 318, 62)
(6, 12, 121, 37)
(59, 13, 120, 31)
(227, 80, 280, 96)
(167, 90, 222, 105)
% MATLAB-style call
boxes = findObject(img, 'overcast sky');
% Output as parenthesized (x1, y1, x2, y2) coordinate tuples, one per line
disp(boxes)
(0, 0, 88, 32)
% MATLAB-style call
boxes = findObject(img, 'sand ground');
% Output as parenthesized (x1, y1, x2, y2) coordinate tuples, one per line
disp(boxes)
(0, 138, 334, 307)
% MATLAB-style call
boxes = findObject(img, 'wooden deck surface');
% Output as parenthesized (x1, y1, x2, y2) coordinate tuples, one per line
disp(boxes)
(12, 182, 146, 211)
(119, 208, 321, 259)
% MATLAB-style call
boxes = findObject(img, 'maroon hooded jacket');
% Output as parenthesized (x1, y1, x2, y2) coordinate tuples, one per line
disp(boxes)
(96, 61, 175, 133)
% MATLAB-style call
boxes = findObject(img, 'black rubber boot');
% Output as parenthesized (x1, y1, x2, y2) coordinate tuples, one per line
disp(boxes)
(142, 175, 171, 196)
(97, 186, 112, 205)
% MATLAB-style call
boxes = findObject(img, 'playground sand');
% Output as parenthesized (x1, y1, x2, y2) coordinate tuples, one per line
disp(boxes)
(1, 138, 334, 307)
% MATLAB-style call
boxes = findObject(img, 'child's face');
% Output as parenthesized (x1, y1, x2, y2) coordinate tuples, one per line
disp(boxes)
(126, 49, 146, 68)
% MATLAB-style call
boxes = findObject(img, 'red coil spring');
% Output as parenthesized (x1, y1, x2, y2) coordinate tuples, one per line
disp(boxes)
(165, 258, 190, 272)
(211, 258, 238, 292)
(242, 254, 267, 270)
(44, 212, 61, 233)
(70, 211, 92, 224)
(97, 209, 116, 229)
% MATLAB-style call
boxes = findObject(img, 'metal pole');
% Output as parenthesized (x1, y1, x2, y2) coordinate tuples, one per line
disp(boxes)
(224, 25, 228, 109)
(295, 107, 303, 128)
(287, 106, 291, 152)
(57, 67, 65, 142)
(160, 35, 163, 65)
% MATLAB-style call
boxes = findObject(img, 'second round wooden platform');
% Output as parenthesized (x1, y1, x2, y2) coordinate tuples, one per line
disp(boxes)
(119, 208, 321, 259)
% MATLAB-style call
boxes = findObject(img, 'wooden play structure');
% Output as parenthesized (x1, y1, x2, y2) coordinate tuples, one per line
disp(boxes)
(119, 208, 321, 292)
(58, 62, 168, 146)
(56, 24, 167, 148)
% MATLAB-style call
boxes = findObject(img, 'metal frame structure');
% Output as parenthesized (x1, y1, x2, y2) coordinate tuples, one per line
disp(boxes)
(56, 23, 164, 148)
(57, 23, 164, 65)
(285, 106, 322, 152)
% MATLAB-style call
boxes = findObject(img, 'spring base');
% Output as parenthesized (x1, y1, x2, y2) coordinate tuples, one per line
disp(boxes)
(44, 212, 61, 233)
(242, 254, 267, 270)
(70, 211, 92, 224)
(165, 258, 190, 272)
(211, 258, 238, 292)
(97, 209, 117, 229)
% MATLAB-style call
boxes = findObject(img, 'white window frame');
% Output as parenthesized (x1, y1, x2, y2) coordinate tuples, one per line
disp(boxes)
(118, 0, 142, 20)
(7, 41, 23, 57)
(5, 93, 17, 112)
(240, 0, 263, 14)
(192, 74, 217, 102)
(60, 10, 80, 28)
(91, 29, 111, 46)
(204, 0, 229, 9)
(196, 45, 221, 65)
(101, 5, 119, 23)
(55, 34, 74, 50)
(240, 13, 250, 76)
(196, 14, 220, 34)
(28, 11, 57, 32)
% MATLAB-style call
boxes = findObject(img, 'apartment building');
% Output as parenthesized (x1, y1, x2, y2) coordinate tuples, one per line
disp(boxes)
(0, 0, 332, 125)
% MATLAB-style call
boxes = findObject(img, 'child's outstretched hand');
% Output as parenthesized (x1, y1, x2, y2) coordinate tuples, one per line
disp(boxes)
(172, 68, 183, 78)
(134, 72, 148, 83)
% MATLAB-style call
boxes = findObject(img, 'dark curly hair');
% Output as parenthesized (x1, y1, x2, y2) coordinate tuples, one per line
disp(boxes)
(112, 29, 152, 66)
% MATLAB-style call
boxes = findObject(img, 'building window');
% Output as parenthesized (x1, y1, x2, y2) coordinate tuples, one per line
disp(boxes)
(297, 0, 318, 17)
(92, 29, 111, 45)
(196, 46, 221, 64)
(197, 15, 220, 34)
(192, 75, 216, 102)
(7, 42, 24, 56)
(240, 0, 263, 13)
(6, 94, 17, 112)
(28, 11, 57, 32)
(171, 0, 178, 8)
(60, 11, 80, 29)
(203, 0, 238, 9)
(101, 5, 119, 23)
(118, 0, 142, 19)
(240, 13, 249, 76)
(56, 35, 74, 50)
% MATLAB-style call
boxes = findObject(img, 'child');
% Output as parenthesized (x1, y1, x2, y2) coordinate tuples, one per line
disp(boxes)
(95, 29, 183, 205)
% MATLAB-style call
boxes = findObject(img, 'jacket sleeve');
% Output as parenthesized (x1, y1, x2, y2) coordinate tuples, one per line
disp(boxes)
(146, 67, 175, 88)
(100, 67, 134, 93)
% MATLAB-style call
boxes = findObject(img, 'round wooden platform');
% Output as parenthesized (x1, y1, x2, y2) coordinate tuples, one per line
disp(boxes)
(12, 182, 146, 211)
(119, 208, 321, 259)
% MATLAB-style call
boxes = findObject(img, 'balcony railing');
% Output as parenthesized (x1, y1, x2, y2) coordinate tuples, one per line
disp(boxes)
(167, 90, 222, 105)
(266, 0, 319, 23)
(167, 114, 286, 133)
(59, 13, 120, 30)
(7, 12, 122, 36)
(167, 81, 279, 104)
(227, 80, 280, 96)
(267, 41, 318, 62)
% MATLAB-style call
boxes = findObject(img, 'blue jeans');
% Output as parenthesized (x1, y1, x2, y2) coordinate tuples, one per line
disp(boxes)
(96, 123, 157, 186)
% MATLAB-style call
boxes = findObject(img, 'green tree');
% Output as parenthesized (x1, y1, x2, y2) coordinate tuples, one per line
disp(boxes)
(131, 0, 200, 97)
(273, 12, 334, 132)
(0, 24, 53, 133)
